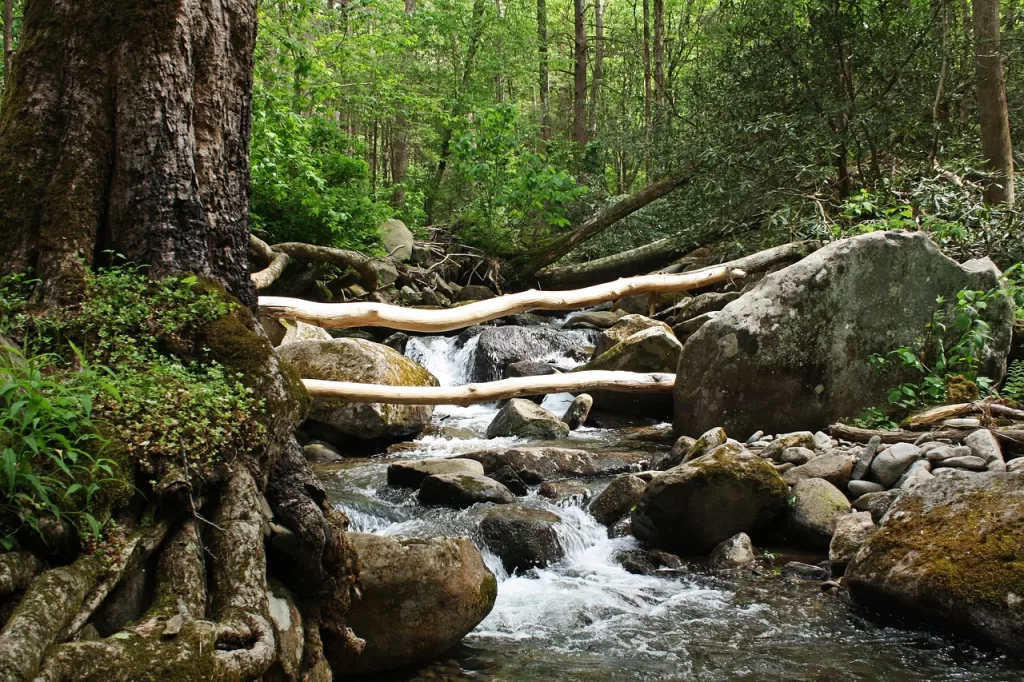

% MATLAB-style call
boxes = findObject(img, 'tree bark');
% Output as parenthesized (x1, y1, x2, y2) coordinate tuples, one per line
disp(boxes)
(642, 0, 652, 174)
(2, 0, 11, 86)
(525, 169, 692, 273)
(303, 371, 676, 406)
(588, 0, 604, 137)
(653, 0, 665, 107)
(573, 0, 588, 151)
(260, 263, 744, 332)
(0, 0, 258, 309)
(973, 0, 1015, 205)
(537, 0, 550, 138)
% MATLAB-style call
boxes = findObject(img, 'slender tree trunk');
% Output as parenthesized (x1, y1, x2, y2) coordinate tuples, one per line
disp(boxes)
(588, 0, 604, 137)
(0, 0, 257, 309)
(642, 0, 652, 175)
(424, 0, 486, 223)
(654, 0, 665, 107)
(973, 0, 1015, 205)
(2, 0, 11, 86)
(930, 0, 951, 165)
(538, 0, 550, 138)
(573, 0, 588, 151)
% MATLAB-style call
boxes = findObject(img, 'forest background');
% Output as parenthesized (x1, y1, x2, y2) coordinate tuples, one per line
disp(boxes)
(3, 0, 1022, 280)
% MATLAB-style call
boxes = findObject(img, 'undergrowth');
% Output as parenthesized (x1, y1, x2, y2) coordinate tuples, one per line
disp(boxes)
(0, 266, 267, 551)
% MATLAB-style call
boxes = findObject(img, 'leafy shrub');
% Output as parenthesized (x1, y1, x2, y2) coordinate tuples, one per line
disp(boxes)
(0, 267, 269, 547)
(0, 348, 127, 550)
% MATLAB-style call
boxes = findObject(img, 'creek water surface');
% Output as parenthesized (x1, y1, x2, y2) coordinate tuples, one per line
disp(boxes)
(316, 326, 1023, 682)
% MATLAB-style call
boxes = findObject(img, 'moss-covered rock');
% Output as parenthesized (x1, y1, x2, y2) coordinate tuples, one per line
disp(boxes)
(787, 478, 851, 549)
(585, 326, 682, 417)
(846, 472, 1024, 654)
(593, 314, 674, 358)
(631, 443, 789, 554)
(485, 398, 569, 440)
(276, 338, 438, 442)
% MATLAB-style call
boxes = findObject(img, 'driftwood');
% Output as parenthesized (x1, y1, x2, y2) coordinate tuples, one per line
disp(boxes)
(248, 235, 383, 292)
(525, 170, 692, 274)
(904, 401, 1024, 428)
(830, 422, 1024, 444)
(260, 265, 744, 333)
(302, 371, 676, 406)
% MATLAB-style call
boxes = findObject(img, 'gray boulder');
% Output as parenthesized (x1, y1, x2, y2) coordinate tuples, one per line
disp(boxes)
(462, 446, 649, 483)
(846, 472, 1024, 655)
(473, 326, 584, 382)
(563, 310, 625, 330)
(278, 319, 333, 346)
(490, 465, 529, 496)
(781, 447, 816, 465)
(277, 338, 437, 442)
(787, 478, 851, 549)
(381, 218, 414, 262)
(851, 436, 882, 480)
(966, 429, 1005, 470)
(456, 284, 497, 302)
(561, 394, 594, 430)
(505, 360, 562, 379)
(418, 473, 515, 508)
(852, 490, 900, 524)
(479, 506, 564, 572)
(594, 314, 674, 358)
(673, 232, 1012, 436)
(682, 427, 728, 464)
(847, 480, 886, 497)
(486, 399, 569, 440)
(631, 443, 789, 554)
(303, 441, 344, 464)
(869, 443, 922, 487)
(342, 534, 496, 675)
(709, 532, 757, 569)
(760, 432, 816, 462)
(588, 475, 647, 525)
(828, 511, 876, 576)
(387, 458, 485, 488)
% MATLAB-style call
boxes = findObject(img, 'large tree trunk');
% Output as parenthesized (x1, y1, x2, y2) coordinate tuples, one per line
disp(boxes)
(0, 2, 363, 681)
(642, 0, 652, 175)
(588, 0, 603, 137)
(973, 0, 1015, 205)
(573, 0, 587, 151)
(0, 0, 257, 309)
(2, 0, 11, 86)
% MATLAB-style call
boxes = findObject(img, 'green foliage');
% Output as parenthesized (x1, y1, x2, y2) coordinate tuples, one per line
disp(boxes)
(0, 347, 126, 550)
(0, 267, 269, 547)
(864, 281, 1015, 423)
(1004, 360, 1024, 403)
(452, 105, 586, 255)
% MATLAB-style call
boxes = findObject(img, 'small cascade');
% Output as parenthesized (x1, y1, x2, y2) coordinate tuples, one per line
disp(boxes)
(405, 333, 481, 387)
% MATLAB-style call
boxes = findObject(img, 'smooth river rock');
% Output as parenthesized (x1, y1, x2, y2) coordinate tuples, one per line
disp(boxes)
(418, 473, 515, 508)
(462, 447, 650, 483)
(341, 534, 497, 676)
(631, 443, 789, 554)
(787, 478, 851, 549)
(486, 398, 570, 440)
(588, 474, 648, 525)
(387, 458, 485, 488)
(479, 506, 564, 572)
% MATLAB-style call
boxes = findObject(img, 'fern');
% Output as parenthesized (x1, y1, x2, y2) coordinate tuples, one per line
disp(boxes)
(1004, 359, 1024, 402)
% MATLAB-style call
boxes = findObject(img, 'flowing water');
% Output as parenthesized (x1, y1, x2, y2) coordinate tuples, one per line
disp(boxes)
(317, 327, 1024, 681)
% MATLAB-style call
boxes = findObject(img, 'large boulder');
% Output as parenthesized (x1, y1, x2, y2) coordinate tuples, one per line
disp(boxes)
(479, 506, 564, 572)
(846, 472, 1024, 655)
(278, 338, 438, 442)
(473, 326, 586, 382)
(461, 446, 649, 483)
(485, 399, 570, 440)
(828, 511, 876, 576)
(387, 458, 486, 488)
(587, 326, 682, 417)
(593, 314, 674, 358)
(709, 532, 757, 569)
(418, 473, 515, 508)
(673, 232, 1013, 437)
(342, 534, 497, 675)
(631, 443, 789, 554)
(381, 218, 414, 262)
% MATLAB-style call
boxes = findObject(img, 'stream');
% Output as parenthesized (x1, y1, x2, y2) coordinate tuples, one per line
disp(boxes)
(315, 322, 1024, 682)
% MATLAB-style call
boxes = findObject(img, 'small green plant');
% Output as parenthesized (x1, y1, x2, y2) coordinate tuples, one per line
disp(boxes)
(0, 347, 127, 549)
(1004, 360, 1024, 403)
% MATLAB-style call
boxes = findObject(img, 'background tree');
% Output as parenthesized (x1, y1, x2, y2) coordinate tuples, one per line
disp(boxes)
(973, 0, 1014, 205)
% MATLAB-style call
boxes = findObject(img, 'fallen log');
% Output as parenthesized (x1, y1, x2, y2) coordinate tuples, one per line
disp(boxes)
(302, 371, 676, 406)
(904, 401, 1024, 428)
(260, 265, 744, 332)
(830, 422, 1024, 444)
(247, 235, 384, 292)
(524, 169, 693, 274)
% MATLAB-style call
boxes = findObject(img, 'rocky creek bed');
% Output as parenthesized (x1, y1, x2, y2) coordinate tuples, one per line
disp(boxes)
(296, 319, 1024, 681)
(315, 401, 1023, 682)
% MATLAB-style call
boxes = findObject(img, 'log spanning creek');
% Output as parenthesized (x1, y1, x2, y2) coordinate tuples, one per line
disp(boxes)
(313, 323, 1023, 682)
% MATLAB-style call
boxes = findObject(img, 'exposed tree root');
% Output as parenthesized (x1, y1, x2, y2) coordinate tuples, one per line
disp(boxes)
(249, 234, 387, 292)
(0, 552, 41, 599)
